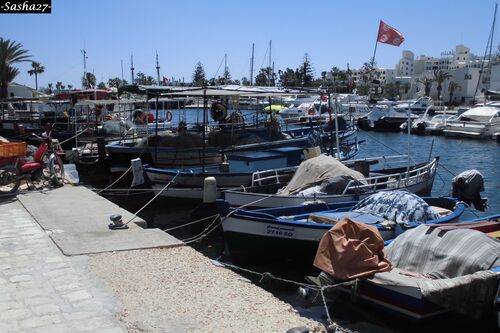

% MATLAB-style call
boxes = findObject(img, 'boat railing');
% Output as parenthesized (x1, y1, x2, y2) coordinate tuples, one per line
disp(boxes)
(251, 167, 297, 187)
(344, 154, 409, 169)
(341, 158, 438, 195)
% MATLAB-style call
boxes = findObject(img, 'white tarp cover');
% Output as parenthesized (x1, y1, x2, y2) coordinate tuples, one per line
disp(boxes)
(277, 155, 366, 196)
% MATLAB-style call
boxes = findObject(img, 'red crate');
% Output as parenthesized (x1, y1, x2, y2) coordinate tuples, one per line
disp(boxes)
(0, 142, 27, 157)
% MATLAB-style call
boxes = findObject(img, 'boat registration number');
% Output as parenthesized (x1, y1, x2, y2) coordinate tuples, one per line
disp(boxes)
(266, 225, 295, 238)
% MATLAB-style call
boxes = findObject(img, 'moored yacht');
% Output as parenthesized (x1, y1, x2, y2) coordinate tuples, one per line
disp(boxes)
(442, 106, 500, 139)
(358, 105, 419, 132)
(393, 96, 434, 114)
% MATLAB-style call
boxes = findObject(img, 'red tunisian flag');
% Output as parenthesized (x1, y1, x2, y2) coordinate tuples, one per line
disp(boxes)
(377, 20, 404, 46)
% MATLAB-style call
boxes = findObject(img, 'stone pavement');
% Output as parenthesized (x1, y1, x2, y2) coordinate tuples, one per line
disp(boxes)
(0, 199, 126, 333)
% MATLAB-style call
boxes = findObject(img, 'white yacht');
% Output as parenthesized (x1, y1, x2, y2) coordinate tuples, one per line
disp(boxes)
(442, 106, 500, 139)
(393, 97, 433, 114)
(358, 105, 419, 132)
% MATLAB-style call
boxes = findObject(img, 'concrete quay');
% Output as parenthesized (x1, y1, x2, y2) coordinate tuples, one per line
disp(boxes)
(0, 186, 324, 333)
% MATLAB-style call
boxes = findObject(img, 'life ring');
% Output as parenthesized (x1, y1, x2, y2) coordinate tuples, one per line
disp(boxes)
(166, 111, 173, 122)
(210, 102, 228, 122)
(308, 107, 316, 115)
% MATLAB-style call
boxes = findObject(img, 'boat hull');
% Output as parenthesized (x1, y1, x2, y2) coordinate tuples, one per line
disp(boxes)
(221, 196, 462, 265)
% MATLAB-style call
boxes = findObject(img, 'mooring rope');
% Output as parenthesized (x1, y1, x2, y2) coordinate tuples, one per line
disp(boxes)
(124, 171, 180, 225)
(439, 163, 458, 177)
(181, 214, 221, 244)
(164, 214, 220, 232)
(96, 137, 151, 194)
(58, 126, 93, 145)
(216, 260, 358, 333)
(97, 165, 133, 194)
(175, 193, 276, 243)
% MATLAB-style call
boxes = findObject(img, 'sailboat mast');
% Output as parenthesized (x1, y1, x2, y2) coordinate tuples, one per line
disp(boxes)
(474, 3, 497, 103)
(250, 43, 255, 85)
(130, 53, 135, 84)
(268, 40, 272, 86)
(81, 48, 87, 88)
(121, 59, 124, 83)
(156, 52, 161, 85)
(82, 49, 87, 77)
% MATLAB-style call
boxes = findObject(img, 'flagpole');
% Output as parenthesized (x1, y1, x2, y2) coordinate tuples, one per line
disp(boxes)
(371, 20, 381, 67)
(371, 40, 378, 67)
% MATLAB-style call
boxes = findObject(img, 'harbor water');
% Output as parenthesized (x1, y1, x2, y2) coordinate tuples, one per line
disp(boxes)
(355, 130, 500, 218)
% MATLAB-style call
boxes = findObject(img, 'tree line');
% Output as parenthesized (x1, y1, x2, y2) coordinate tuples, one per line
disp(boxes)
(0, 37, 481, 104)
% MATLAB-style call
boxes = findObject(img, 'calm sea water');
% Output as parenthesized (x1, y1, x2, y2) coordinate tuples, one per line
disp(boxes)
(163, 108, 500, 218)
(356, 131, 500, 218)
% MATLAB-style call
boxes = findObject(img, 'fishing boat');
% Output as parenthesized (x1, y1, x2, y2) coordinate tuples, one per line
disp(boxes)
(223, 154, 439, 209)
(144, 141, 360, 200)
(307, 214, 500, 324)
(106, 85, 331, 178)
(216, 190, 464, 265)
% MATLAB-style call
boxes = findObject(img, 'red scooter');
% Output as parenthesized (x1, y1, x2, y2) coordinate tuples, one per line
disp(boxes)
(0, 128, 65, 195)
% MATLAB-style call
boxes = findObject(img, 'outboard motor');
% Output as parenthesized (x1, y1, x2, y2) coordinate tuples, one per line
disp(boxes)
(452, 169, 488, 211)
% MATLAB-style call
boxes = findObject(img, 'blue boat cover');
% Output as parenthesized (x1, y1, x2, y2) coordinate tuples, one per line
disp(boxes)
(352, 190, 439, 224)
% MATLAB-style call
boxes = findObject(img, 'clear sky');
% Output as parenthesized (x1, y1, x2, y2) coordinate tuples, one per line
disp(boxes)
(1, 0, 499, 89)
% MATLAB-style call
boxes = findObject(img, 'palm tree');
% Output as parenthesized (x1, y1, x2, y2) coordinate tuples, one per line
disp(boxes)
(3, 66, 20, 97)
(447, 81, 461, 105)
(0, 38, 31, 98)
(81, 72, 96, 89)
(416, 77, 433, 97)
(433, 70, 452, 104)
(27, 61, 45, 90)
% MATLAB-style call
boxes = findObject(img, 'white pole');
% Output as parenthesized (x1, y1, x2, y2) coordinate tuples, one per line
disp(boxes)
(407, 99, 411, 169)
(334, 96, 340, 160)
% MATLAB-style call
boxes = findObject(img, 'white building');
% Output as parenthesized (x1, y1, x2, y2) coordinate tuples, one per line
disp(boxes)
(393, 45, 490, 104)
(7, 83, 48, 99)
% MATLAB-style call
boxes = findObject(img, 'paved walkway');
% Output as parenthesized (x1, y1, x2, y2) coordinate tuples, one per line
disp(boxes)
(17, 187, 182, 256)
(0, 199, 125, 333)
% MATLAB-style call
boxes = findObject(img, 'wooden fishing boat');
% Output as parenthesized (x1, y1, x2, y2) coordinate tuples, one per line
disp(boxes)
(223, 155, 439, 209)
(308, 214, 500, 324)
(216, 191, 465, 265)
(145, 141, 360, 200)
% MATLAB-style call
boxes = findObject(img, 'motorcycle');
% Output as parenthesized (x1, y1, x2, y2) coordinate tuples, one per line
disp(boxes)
(0, 129, 65, 196)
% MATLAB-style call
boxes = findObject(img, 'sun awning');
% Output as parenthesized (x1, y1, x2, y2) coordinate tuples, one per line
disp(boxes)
(119, 84, 305, 98)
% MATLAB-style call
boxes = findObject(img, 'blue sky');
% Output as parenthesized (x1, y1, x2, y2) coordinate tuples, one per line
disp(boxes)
(1, 0, 499, 89)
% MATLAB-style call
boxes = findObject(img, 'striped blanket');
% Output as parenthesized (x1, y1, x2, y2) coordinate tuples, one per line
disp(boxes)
(371, 225, 500, 318)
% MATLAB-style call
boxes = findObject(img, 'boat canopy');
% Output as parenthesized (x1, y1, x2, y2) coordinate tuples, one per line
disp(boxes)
(458, 106, 500, 122)
(118, 84, 303, 98)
